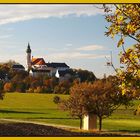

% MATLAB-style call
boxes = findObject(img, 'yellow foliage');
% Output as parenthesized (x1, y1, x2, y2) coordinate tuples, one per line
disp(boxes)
(105, 4, 140, 96)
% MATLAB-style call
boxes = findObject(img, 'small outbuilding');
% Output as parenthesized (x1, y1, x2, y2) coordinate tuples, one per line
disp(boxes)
(83, 114, 97, 130)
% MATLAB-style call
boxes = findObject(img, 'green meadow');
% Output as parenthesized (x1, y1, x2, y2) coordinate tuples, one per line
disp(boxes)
(0, 93, 140, 132)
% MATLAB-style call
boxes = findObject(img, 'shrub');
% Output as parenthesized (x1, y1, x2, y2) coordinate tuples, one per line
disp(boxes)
(53, 96, 61, 104)
(26, 88, 34, 93)
(4, 82, 13, 92)
(0, 81, 4, 90)
(134, 105, 140, 115)
(34, 86, 44, 93)
(0, 90, 4, 100)
(16, 82, 27, 93)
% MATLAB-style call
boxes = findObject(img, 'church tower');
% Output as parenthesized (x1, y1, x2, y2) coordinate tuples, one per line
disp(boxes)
(26, 43, 31, 72)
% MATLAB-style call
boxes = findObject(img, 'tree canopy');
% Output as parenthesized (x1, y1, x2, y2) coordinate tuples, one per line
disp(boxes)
(60, 78, 131, 130)
(105, 4, 140, 96)
(73, 69, 96, 82)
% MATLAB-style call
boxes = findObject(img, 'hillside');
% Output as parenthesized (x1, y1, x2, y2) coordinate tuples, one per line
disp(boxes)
(0, 93, 140, 132)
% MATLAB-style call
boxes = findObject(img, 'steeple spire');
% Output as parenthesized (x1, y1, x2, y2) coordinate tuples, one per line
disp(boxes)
(26, 43, 32, 72)
(26, 42, 31, 53)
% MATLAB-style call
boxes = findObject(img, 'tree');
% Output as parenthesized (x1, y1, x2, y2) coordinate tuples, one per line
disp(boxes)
(87, 80, 131, 131)
(4, 82, 14, 92)
(0, 60, 20, 80)
(0, 80, 4, 91)
(74, 69, 96, 82)
(104, 4, 140, 96)
(0, 90, 4, 100)
(60, 80, 131, 131)
(16, 82, 27, 93)
(5, 60, 18, 68)
(60, 90, 84, 129)
(34, 86, 44, 93)
(11, 71, 28, 82)
(53, 96, 61, 104)
(0, 64, 10, 80)
(54, 80, 71, 94)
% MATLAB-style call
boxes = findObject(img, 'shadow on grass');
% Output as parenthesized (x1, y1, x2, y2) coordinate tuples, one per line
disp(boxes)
(27, 117, 78, 119)
(0, 110, 77, 119)
(0, 109, 45, 114)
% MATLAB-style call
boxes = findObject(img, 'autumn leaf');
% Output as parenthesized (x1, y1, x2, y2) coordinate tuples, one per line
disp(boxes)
(117, 38, 124, 47)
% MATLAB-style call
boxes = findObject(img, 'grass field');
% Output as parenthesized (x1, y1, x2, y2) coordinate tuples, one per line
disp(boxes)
(0, 93, 140, 132)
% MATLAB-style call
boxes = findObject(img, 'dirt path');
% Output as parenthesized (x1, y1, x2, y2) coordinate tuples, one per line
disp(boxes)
(0, 118, 140, 137)
(0, 118, 78, 129)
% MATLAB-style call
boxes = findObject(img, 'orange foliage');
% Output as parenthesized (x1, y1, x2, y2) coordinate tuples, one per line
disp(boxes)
(4, 82, 13, 92)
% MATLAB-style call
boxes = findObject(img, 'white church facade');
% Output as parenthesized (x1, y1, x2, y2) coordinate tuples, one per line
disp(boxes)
(26, 43, 71, 78)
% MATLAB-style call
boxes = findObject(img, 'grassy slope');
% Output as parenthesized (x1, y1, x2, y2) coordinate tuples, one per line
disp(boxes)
(0, 93, 79, 126)
(0, 93, 140, 131)
(0, 93, 68, 118)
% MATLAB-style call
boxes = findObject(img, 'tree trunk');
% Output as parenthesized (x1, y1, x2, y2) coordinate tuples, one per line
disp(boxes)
(99, 116, 102, 131)
(79, 117, 83, 129)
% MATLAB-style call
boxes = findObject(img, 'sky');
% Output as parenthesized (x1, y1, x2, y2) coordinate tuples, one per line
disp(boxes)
(0, 4, 131, 78)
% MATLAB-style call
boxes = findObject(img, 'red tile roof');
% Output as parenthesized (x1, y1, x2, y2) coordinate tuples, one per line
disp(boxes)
(31, 58, 46, 65)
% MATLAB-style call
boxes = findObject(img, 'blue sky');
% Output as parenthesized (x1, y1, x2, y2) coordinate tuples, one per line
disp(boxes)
(0, 4, 129, 78)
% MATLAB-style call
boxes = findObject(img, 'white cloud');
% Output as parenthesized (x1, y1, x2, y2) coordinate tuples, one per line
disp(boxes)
(66, 43, 73, 47)
(0, 27, 14, 39)
(0, 34, 13, 39)
(0, 4, 104, 25)
(39, 43, 107, 61)
(77, 44, 104, 51)
(46, 52, 108, 61)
